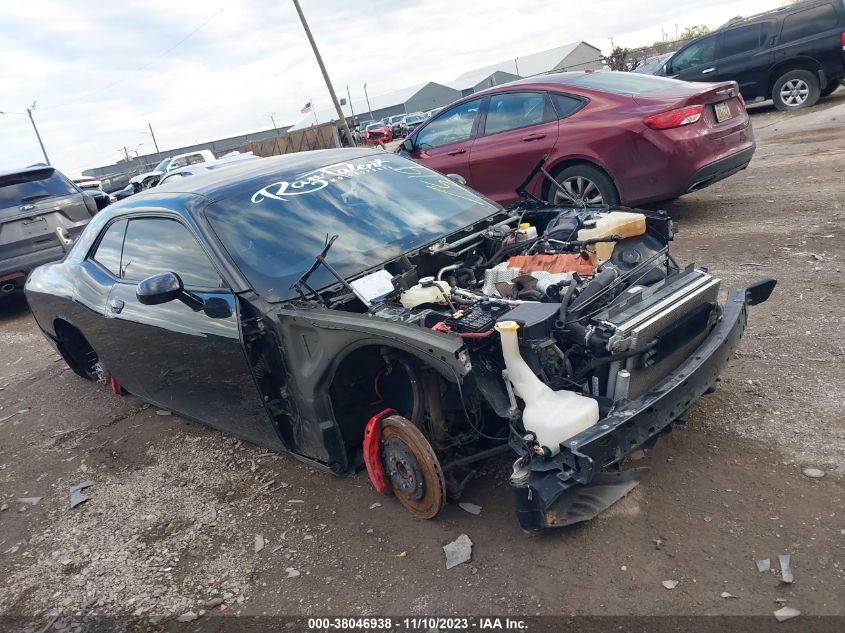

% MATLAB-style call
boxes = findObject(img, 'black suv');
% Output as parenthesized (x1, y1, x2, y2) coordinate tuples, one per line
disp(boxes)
(657, 0, 845, 110)
(1, 166, 98, 297)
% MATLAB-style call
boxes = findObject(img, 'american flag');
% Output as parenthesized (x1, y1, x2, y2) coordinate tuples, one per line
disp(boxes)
(300, 102, 312, 114)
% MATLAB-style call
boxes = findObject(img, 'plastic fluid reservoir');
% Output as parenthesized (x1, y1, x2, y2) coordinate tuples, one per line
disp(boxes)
(494, 321, 599, 455)
(578, 211, 646, 265)
(400, 277, 451, 309)
(515, 223, 538, 242)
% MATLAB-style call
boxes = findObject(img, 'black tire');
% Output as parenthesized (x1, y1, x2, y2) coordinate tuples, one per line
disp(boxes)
(820, 80, 841, 98)
(546, 164, 619, 207)
(772, 69, 820, 111)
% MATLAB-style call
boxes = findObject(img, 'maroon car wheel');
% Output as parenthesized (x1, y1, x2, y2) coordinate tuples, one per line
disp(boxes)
(547, 164, 619, 207)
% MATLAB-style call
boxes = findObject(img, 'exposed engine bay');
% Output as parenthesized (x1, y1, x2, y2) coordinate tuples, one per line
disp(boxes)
(288, 169, 775, 531)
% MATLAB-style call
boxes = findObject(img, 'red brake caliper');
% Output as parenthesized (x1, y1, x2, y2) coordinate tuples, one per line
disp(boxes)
(363, 408, 396, 495)
(108, 375, 123, 396)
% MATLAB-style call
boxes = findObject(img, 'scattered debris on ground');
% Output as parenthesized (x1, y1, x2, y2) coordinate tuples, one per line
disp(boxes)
(443, 534, 473, 570)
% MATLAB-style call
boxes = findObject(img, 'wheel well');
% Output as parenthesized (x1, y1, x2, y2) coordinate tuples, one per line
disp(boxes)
(540, 158, 620, 202)
(767, 58, 822, 95)
(328, 346, 425, 457)
(53, 319, 99, 379)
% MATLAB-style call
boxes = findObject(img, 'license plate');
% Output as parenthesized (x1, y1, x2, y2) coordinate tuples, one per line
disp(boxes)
(21, 217, 48, 237)
(714, 101, 732, 123)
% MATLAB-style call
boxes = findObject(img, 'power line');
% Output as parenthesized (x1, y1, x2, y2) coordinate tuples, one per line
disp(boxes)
(45, 1, 238, 110)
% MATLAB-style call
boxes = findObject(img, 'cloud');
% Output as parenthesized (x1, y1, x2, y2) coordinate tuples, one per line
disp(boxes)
(0, 0, 778, 176)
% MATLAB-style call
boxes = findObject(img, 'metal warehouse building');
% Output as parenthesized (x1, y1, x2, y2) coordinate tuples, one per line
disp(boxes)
(448, 41, 603, 96)
(289, 41, 602, 130)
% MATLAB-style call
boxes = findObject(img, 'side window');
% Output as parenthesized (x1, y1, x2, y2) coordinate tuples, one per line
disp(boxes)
(121, 218, 223, 288)
(92, 219, 127, 276)
(780, 4, 837, 43)
(415, 98, 482, 149)
(159, 172, 188, 186)
(550, 93, 584, 119)
(719, 23, 764, 57)
(186, 154, 206, 165)
(670, 35, 718, 72)
(483, 92, 554, 135)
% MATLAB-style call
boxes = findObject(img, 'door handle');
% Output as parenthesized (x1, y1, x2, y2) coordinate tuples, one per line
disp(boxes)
(702, 67, 715, 74)
(109, 299, 125, 314)
(446, 148, 466, 156)
(522, 133, 546, 141)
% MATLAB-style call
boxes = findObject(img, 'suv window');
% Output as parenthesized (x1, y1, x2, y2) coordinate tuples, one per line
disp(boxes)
(121, 218, 222, 288)
(549, 93, 584, 118)
(92, 219, 127, 276)
(719, 23, 765, 57)
(671, 35, 718, 72)
(0, 168, 78, 209)
(415, 98, 481, 149)
(483, 92, 555, 135)
(780, 3, 838, 43)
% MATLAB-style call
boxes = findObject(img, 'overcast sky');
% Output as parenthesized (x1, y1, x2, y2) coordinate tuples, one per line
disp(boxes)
(1, 0, 779, 176)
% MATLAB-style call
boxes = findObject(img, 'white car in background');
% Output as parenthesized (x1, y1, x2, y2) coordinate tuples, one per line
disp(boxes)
(154, 153, 260, 188)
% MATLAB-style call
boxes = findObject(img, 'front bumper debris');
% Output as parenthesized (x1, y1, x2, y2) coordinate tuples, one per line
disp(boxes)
(510, 280, 775, 531)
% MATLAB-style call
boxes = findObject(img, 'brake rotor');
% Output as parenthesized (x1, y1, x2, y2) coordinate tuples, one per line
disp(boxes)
(380, 415, 445, 519)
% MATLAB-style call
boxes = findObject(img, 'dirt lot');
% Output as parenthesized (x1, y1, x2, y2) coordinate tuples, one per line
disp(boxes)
(1, 93, 844, 631)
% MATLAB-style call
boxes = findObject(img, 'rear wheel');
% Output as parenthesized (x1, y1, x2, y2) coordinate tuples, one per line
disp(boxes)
(546, 164, 619, 207)
(772, 69, 820, 111)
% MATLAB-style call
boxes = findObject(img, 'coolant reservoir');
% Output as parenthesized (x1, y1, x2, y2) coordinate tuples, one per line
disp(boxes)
(400, 277, 451, 309)
(578, 211, 646, 265)
(514, 223, 538, 242)
(494, 321, 599, 455)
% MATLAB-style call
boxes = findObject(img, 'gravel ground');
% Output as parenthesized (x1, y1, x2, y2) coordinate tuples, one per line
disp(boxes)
(1, 92, 843, 632)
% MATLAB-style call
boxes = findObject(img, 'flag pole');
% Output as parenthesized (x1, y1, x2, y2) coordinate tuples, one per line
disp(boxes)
(309, 97, 319, 124)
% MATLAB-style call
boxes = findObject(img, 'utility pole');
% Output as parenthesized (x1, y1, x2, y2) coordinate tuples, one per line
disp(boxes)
(147, 123, 161, 159)
(292, 0, 354, 145)
(122, 146, 130, 162)
(346, 85, 356, 119)
(26, 102, 50, 165)
(270, 112, 281, 135)
(363, 82, 374, 119)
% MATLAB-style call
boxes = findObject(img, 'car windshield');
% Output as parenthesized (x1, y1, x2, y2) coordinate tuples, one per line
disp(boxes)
(0, 168, 77, 208)
(563, 71, 685, 94)
(205, 154, 500, 302)
(366, 123, 384, 131)
(153, 158, 171, 172)
(406, 116, 424, 123)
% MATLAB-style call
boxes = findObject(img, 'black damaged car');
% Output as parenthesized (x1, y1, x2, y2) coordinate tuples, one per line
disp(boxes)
(25, 149, 775, 530)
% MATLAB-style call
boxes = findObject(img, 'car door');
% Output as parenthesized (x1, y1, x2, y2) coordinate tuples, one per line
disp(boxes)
(709, 22, 774, 99)
(468, 91, 560, 205)
(406, 97, 483, 183)
(668, 33, 720, 82)
(95, 215, 282, 449)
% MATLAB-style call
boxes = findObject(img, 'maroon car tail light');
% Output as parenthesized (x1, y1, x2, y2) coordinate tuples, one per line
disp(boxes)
(643, 104, 705, 130)
(841, 30, 845, 50)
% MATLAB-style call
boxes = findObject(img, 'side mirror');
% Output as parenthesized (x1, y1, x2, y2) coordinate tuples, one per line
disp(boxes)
(446, 173, 467, 185)
(401, 138, 414, 152)
(136, 272, 204, 310)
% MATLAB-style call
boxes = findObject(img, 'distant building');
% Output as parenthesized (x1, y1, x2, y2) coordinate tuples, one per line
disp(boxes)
(289, 82, 462, 131)
(449, 41, 603, 96)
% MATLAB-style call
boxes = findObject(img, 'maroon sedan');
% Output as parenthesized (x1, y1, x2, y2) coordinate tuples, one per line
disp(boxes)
(398, 71, 755, 207)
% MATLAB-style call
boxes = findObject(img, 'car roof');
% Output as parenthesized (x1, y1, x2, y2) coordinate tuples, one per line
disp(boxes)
(123, 148, 379, 207)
